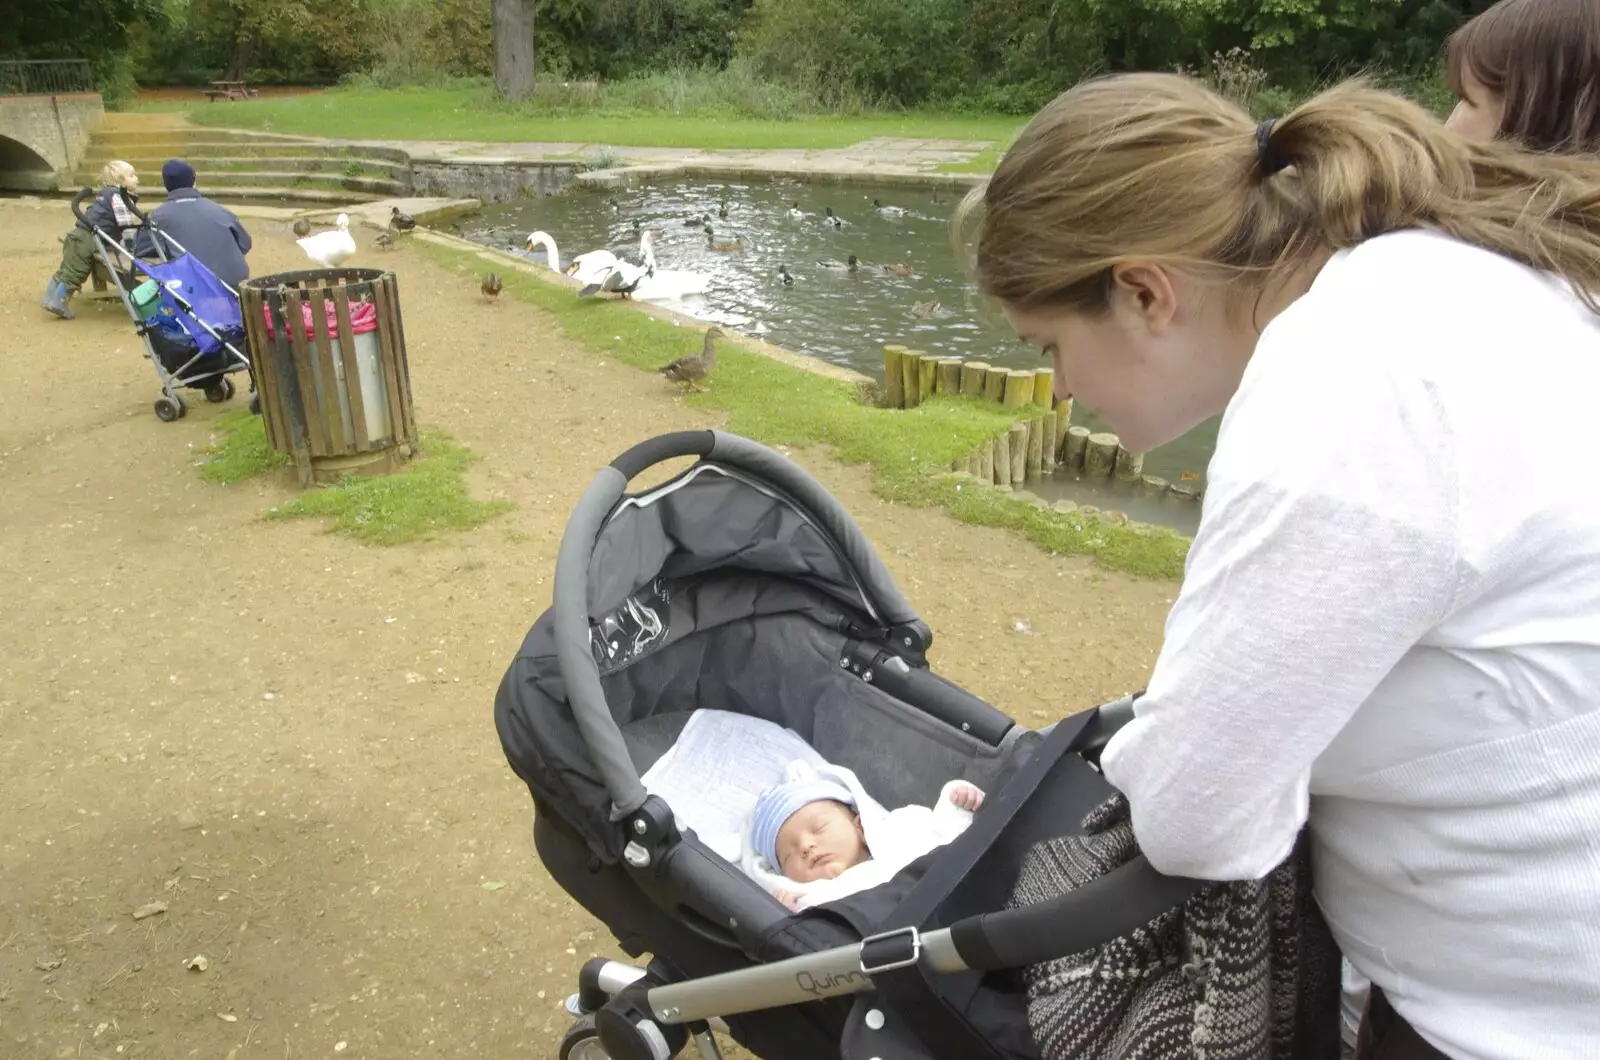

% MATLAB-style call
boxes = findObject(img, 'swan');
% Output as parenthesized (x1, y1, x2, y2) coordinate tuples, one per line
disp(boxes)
(633, 266, 711, 301)
(524, 230, 563, 271)
(297, 212, 356, 268)
(578, 231, 657, 298)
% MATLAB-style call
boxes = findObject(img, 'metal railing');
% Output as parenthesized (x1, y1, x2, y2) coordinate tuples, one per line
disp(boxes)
(0, 59, 95, 96)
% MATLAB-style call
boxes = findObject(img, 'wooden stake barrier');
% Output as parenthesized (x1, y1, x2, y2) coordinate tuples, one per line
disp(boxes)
(1084, 432, 1120, 478)
(1002, 370, 1034, 408)
(1114, 446, 1145, 482)
(978, 438, 995, 482)
(883, 345, 906, 409)
(961, 362, 989, 398)
(917, 353, 939, 403)
(983, 368, 1007, 403)
(1025, 416, 1044, 480)
(1042, 410, 1058, 470)
(1008, 422, 1028, 484)
(1054, 398, 1073, 458)
(1064, 426, 1090, 469)
(1033, 369, 1055, 407)
(901, 349, 923, 409)
(994, 430, 1012, 487)
(1140, 475, 1170, 492)
(936, 358, 963, 395)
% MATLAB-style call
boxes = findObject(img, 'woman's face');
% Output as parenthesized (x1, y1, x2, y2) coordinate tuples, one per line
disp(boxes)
(1000, 265, 1250, 454)
(1447, 65, 1505, 142)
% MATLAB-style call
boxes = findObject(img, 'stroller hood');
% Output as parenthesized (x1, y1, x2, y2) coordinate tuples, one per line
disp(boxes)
(141, 253, 243, 355)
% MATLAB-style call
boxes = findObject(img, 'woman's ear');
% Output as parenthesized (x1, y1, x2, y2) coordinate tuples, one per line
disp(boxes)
(1109, 262, 1180, 334)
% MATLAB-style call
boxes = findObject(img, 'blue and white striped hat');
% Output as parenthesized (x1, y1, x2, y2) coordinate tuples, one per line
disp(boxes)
(750, 775, 856, 870)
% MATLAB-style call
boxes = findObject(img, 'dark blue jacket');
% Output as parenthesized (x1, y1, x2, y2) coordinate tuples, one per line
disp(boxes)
(135, 188, 253, 289)
(79, 185, 135, 240)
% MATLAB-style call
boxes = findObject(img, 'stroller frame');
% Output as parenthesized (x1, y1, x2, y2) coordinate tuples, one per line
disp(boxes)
(515, 431, 1201, 1060)
(71, 187, 256, 422)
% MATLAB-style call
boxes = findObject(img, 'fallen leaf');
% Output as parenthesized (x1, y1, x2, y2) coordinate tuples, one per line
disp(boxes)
(34, 955, 62, 972)
(131, 901, 168, 920)
(481, 880, 506, 892)
(217, 1013, 238, 1023)
(186, 954, 209, 972)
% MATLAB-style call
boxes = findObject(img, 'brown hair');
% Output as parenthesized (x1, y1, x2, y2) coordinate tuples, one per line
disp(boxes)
(1448, 0, 1600, 153)
(960, 74, 1600, 318)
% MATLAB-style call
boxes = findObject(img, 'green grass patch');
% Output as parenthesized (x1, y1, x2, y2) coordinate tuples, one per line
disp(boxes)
(418, 240, 1188, 579)
(199, 410, 290, 483)
(199, 413, 511, 544)
(180, 85, 1021, 151)
(938, 142, 1006, 175)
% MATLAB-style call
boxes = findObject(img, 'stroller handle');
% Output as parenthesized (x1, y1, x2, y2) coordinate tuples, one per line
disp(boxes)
(71, 185, 148, 231)
(555, 430, 929, 817)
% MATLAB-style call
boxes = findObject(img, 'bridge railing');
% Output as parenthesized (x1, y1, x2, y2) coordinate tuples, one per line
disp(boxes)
(0, 59, 95, 96)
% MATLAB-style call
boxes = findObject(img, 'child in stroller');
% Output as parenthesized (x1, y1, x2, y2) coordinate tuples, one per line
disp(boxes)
(43, 160, 141, 320)
(495, 431, 1331, 1060)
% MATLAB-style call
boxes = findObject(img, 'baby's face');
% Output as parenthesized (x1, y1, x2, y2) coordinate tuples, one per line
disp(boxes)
(775, 799, 868, 882)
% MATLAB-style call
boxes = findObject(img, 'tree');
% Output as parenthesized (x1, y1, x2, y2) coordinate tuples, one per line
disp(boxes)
(493, 0, 536, 100)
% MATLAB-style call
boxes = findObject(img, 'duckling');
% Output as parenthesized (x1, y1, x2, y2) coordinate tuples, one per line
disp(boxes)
(704, 224, 743, 253)
(912, 299, 943, 319)
(874, 198, 908, 218)
(717, 200, 730, 220)
(659, 327, 723, 393)
(817, 254, 860, 272)
(823, 206, 844, 229)
(374, 228, 395, 251)
(291, 217, 312, 238)
(880, 263, 912, 277)
(481, 272, 502, 304)
(389, 206, 417, 233)
(787, 202, 805, 219)
(778, 264, 795, 287)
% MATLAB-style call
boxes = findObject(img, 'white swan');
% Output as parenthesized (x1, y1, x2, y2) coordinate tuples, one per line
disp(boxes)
(633, 267, 712, 301)
(298, 212, 356, 268)
(578, 231, 658, 298)
(524, 230, 561, 271)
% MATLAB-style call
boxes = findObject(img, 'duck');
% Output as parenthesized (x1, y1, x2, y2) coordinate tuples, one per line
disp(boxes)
(606, 197, 640, 214)
(374, 228, 395, 251)
(787, 202, 806, 220)
(481, 272, 502, 303)
(912, 299, 943, 319)
(681, 213, 707, 227)
(390, 206, 416, 233)
(778, 264, 795, 287)
(578, 231, 657, 298)
(880, 263, 912, 277)
(823, 207, 844, 229)
(291, 217, 312, 238)
(296, 212, 357, 268)
(874, 198, 908, 218)
(717, 200, 730, 220)
(817, 254, 860, 272)
(524, 230, 562, 271)
(704, 225, 743, 253)
(659, 327, 723, 393)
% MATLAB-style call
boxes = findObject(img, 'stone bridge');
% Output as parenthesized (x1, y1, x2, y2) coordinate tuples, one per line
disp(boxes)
(0, 60, 104, 192)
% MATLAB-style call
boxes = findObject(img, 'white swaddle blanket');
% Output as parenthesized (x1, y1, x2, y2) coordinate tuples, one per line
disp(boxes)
(639, 709, 975, 910)
(739, 760, 977, 910)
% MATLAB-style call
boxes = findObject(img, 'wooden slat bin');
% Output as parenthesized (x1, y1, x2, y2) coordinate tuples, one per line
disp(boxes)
(240, 267, 418, 488)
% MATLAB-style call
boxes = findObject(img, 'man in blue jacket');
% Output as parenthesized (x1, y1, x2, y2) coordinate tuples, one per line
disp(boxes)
(137, 159, 253, 289)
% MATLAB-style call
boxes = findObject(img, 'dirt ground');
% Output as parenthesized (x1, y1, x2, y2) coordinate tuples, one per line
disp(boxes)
(0, 199, 1174, 1059)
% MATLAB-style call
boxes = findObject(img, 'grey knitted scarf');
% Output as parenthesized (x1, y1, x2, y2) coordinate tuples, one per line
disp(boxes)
(1008, 794, 1341, 1060)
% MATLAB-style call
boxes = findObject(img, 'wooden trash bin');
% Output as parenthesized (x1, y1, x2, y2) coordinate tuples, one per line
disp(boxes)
(240, 267, 418, 488)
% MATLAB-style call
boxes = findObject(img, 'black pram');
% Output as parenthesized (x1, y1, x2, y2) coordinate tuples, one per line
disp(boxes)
(494, 430, 1321, 1060)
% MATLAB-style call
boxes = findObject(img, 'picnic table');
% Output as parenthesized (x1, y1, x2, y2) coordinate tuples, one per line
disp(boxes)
(203, 80, 259, 102)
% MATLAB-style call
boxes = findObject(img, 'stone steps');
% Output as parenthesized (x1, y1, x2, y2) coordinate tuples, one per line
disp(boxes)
(83, 140, 412, 164)
(130, 185, 392, 205)
(75, 155, 411, 184)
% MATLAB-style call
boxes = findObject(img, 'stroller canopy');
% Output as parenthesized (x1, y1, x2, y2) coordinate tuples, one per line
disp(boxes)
(141, 254, 243, 356)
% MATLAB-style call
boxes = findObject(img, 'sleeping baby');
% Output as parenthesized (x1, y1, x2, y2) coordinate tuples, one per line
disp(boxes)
(744, 760, 984, 911)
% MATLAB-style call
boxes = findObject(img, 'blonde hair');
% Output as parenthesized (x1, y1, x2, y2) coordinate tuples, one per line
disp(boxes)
(959, 74, 1600, 316)
(100, 160, 138, 190)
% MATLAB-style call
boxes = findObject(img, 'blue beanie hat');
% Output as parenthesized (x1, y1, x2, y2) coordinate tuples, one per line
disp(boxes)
(751, 775, 856, 870)
(162, 159, 197, 192)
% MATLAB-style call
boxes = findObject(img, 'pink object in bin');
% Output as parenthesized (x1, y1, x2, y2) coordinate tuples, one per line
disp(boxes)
(262, 298, 378, 340)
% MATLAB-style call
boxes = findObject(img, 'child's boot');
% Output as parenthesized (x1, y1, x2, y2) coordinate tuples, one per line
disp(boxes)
(42, 278, 75, 320)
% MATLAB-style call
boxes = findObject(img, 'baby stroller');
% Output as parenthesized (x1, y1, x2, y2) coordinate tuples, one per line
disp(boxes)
(71, 187, 255, 423)
(495, 430, 1216, 1060)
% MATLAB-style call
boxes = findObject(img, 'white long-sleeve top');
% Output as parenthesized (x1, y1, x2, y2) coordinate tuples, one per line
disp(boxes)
(1100, 230, 1600, 1060)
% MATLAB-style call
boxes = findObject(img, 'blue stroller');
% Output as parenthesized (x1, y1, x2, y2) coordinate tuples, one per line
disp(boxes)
(72, 187, 256, 422)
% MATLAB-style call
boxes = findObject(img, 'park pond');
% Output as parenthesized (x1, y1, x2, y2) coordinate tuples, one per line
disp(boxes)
(460, 179, 1216, 532)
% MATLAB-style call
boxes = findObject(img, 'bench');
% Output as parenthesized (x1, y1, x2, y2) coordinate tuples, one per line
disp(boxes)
(204, 80, 259, 102)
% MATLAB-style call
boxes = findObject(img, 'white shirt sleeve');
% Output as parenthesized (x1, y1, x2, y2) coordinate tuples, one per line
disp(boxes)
(1099, 307, 1467, 880)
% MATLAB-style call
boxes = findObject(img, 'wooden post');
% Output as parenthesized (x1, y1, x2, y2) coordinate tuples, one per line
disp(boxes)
(901, 350, 922, 409)
(1114, 446, 1145, 481)
(1009, 422, 1028, 484)
(918, 353, 939, 403)
(1084, 432, 1120, 477)
(1042, 410, 1058, 470)
(1054, 398, 1073, 459)
(978, 438, 995, 483)
(883, 345, 906, 409)
(1064, 426, 1090, 469)
(1025, 416, 1045, 480)
(936, 358, 963, 395)
(1033, 369, 1055, 407)
(982, 369, 1006, 404)
(1002, 370, 1034, 408)
(1140, 474, 1170, 492)
(960, 361, 988, 398)
(994, 430, 1012, 488)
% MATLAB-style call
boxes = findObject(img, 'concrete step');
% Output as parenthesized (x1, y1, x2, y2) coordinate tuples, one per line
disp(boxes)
(75, 155, 411, 183)
(88, 126, 316, 148)
(132, 185, 392, 205)
(83, 139, 412, 164)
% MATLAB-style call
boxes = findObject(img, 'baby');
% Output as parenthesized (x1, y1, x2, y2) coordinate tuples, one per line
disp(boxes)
(749, 768, 984, 911)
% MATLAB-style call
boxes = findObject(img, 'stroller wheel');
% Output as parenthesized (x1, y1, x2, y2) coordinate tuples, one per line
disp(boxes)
(248, 391, 261, 415)
(557, 1014, 609, 1060)
(154, 397, 182, 423)
(204, 378, 235, 404)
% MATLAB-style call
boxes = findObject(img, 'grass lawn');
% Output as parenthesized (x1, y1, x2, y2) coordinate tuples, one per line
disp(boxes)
(168, 85, 1023, 152)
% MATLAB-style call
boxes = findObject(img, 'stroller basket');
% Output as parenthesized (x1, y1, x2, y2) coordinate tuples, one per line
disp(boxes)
(496, 431, 1210, 1060)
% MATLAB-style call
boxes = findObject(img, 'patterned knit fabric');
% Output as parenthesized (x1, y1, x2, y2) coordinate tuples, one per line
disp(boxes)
(1008, 794, 1341, 1060)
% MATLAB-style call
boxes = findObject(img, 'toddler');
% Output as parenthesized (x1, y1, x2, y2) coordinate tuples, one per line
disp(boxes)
(43, 160, 140, 320)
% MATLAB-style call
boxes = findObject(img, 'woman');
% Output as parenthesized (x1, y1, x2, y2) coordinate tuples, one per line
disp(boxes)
(1445, 0, 1600, 150)
(963, 76, 1600, 1059)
